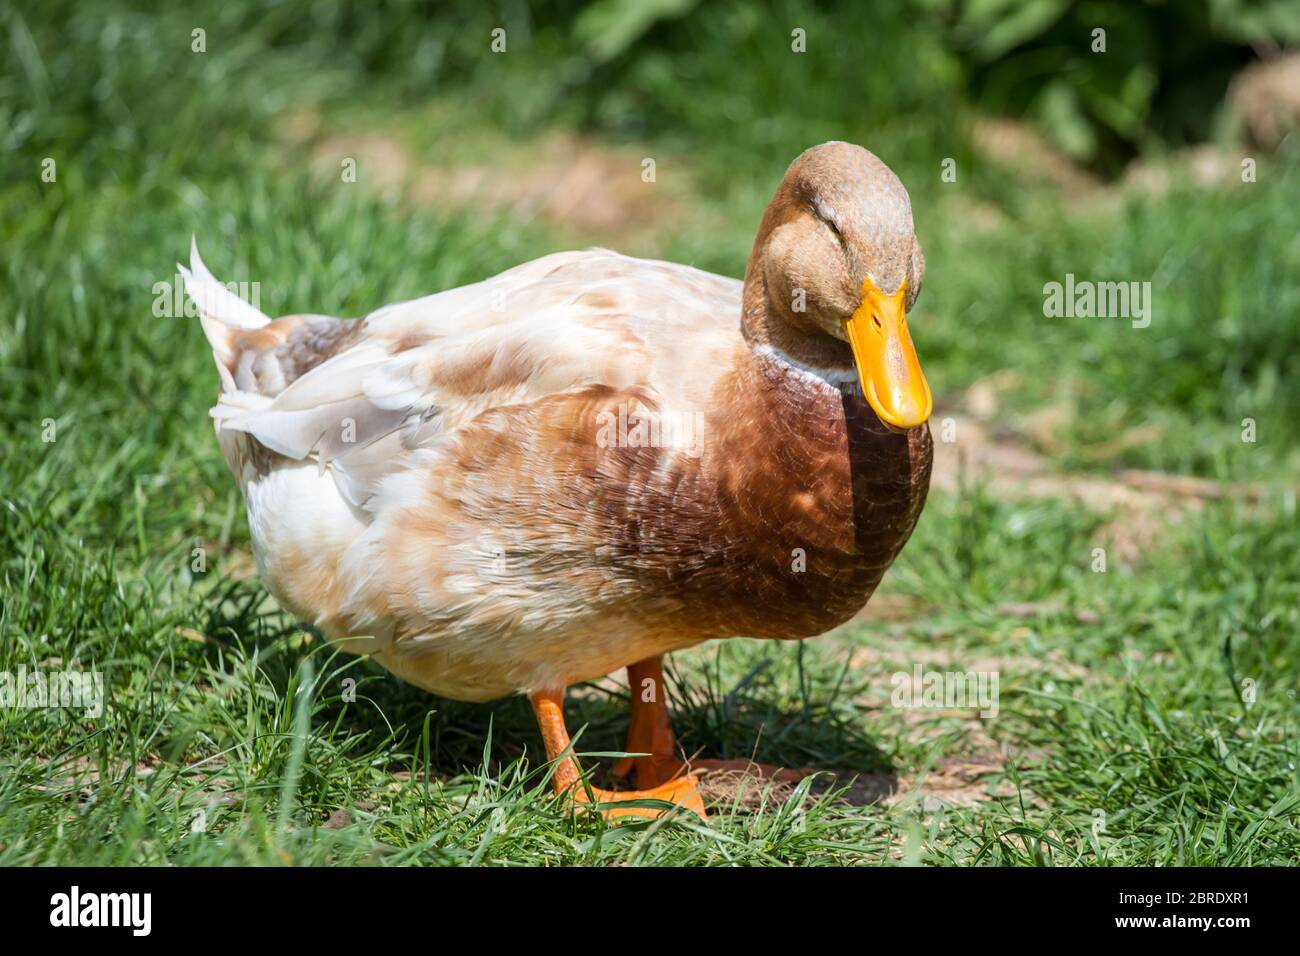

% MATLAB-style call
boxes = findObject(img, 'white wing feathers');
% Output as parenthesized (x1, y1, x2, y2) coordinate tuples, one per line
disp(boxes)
(212, 342, 424, 505)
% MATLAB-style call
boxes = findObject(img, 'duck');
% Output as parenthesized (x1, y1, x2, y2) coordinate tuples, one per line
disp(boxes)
(183, 141, 933, 819)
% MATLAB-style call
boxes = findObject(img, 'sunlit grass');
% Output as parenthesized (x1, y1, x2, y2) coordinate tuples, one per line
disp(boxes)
(3, 0, 1298, 865)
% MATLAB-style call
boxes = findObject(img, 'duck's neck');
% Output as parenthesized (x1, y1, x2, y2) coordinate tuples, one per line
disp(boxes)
(740, 258, 857, 380)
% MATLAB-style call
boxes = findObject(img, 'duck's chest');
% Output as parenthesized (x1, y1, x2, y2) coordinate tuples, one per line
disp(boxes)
(637, 364, 933, 640)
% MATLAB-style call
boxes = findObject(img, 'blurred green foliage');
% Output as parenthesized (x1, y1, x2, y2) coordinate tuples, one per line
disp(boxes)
(5, 0, 1291, 186)
(948, 0, 1300, 172)
(561, 0, 1298, 172)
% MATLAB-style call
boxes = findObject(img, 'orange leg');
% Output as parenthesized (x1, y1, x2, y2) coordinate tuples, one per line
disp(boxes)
(612, 656, 809, 787)
(529, 686, 705, 820)
(612, 656, 692, 788)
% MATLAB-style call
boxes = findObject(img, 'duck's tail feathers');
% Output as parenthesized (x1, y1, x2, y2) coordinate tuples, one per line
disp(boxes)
(180, 236, 271, 390)
(210, 388, 273, 423)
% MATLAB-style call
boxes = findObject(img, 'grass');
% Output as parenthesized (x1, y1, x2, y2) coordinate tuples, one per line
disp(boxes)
(2, 0, 1298, 865)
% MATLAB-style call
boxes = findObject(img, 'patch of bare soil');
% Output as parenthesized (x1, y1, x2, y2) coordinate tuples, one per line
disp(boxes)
(894, 752, 1021, 811)
(972, 118, 1103, 197)
(30, 756, 158, 814)
(930, 371, 1274, 561)
(1120, 144, 1251, 197)
(973, 85, 1284, 212)
(1229, 51, 1300, 150)
(322, 809, 354, 829)
(304, 124, 689, 253)
(692, 765, 802, 809)
(678, 761, 898, 811)
(688, 747, 1035, 813)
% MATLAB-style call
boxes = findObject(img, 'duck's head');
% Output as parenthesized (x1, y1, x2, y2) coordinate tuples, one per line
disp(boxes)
(743, 141, 932, 431)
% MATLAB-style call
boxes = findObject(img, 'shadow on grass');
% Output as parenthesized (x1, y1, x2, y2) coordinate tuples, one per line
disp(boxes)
(198, 576, 897, 806)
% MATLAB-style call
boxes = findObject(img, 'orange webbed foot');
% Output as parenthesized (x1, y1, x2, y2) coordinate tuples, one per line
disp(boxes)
(575, 774, 707, 821)
(531, 685, 708, 822)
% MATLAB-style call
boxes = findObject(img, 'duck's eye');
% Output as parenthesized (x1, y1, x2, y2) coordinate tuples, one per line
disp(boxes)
(822, 218, 845, 246)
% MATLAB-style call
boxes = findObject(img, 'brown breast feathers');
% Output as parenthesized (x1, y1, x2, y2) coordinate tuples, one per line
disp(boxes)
(586, 345, 932, 642)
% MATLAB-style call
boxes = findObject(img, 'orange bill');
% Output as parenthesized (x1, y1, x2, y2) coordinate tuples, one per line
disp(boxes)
(843, 276, 932, 430)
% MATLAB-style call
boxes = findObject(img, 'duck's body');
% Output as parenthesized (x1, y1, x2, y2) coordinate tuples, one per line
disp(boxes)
(206, 249, 931, 701)
(189, 142, 934, 816)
